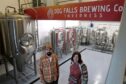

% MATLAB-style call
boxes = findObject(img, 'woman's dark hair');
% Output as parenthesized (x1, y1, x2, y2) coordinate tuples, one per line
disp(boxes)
(71, 51, 83, 64)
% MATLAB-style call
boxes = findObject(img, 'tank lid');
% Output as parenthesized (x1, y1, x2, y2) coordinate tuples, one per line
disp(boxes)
(0, 14, 31, 19)
(7, 14, 31, 19)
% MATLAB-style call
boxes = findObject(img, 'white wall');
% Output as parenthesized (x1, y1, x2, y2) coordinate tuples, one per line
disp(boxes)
(80, 21, 120, 28)
(54, 0, 99, 5)
(56, 0, 79, 5)
(0, 0, 100, 13)
(65, 20, 80, 27)
(0, 0, 33, 13)
(38, 20, 65, 47)
(0, 0, 46, 13)
(0, 0, 18, 13)
(106, 1, 126, 84)
(81, 0, 100, 2)
(46, 0, 56, 6)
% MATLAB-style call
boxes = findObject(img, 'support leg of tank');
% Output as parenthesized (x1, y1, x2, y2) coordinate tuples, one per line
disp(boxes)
(33, 52, 37, 75)
(3, 56, 9, 76)
(13, 57, 18, 84)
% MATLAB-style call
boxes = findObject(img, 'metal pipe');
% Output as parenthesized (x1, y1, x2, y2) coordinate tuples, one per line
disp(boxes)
(35, 20, 39, 50)
(20, 2, 46, 13)
(18, 0, 21, 13)
(37, 0, 38, 7)
(12, 20, 19, 55)
(5, 6, 16, 15)
(20, 2, 32, 14)
(21, 2, 46, 7)
(13, 57, 18, 84)
(21, 2, 32, 8)
(33, 52, 37, 75)
(56, 0, 76, 3)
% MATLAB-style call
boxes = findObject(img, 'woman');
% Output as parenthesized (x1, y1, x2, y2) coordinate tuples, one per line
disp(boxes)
(69, 51, 88, 84)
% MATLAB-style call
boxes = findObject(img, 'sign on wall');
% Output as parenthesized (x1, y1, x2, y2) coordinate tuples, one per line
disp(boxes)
(24, 0, 125, 21)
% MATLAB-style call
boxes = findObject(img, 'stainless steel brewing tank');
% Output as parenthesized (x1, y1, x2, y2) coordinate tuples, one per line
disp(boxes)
(0, 14, 36, 72)
(8, 14, 36, 72)
(0, 15, 4, 55)
(0, 14, 11, 57)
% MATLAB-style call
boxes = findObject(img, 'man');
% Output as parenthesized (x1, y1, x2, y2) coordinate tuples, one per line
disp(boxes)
(40, 43, 59, 84)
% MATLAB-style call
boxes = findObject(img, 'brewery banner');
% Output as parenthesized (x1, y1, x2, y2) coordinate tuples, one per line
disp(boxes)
(24, 0, 124, 21)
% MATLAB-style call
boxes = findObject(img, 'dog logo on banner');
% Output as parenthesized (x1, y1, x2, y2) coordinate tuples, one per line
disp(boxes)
(47, 8, 54, 19)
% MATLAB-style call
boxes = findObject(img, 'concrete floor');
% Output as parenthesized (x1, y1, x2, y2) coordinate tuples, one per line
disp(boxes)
(0, 46, 112, 84)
